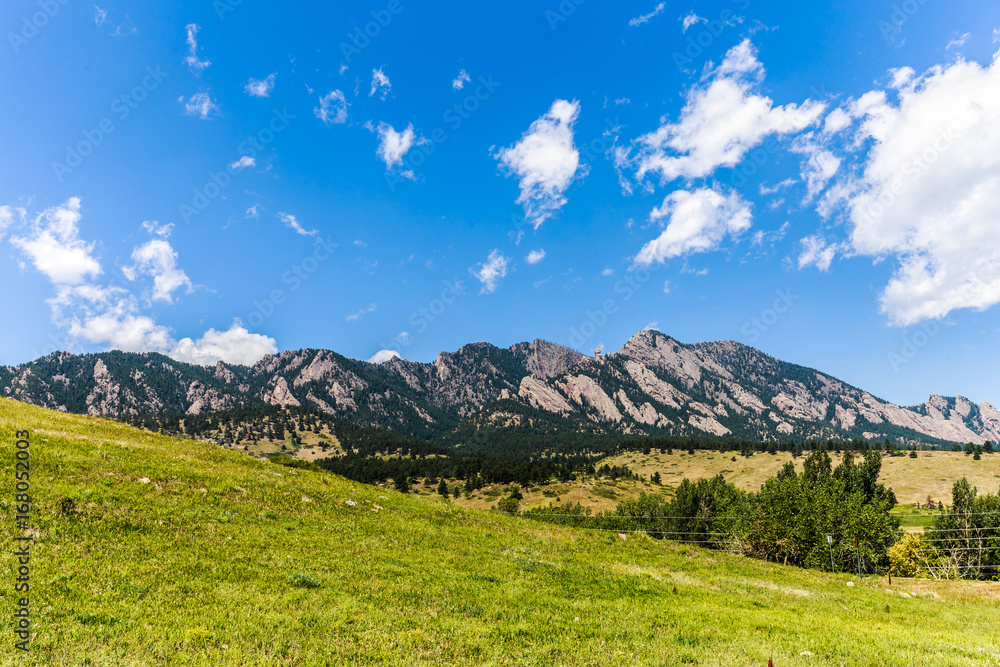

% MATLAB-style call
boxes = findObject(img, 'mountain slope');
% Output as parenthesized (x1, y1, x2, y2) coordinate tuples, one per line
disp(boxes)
(3, 397, 1000, 665)
(3, 331, 998, 446)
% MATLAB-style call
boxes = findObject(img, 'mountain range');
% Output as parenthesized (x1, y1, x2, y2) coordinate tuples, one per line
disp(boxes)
(3, 330, 997, 446)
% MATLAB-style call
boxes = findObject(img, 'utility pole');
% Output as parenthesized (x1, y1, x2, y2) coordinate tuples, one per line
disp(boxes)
(827, 535, 835, 574)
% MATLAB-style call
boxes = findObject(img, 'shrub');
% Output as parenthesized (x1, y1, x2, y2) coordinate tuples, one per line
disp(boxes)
(888, 533, 921, 577)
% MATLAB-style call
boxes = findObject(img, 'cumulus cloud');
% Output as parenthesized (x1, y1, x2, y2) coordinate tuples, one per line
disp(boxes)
(370, 67, 391, 100)
(9, 197, 102, 285)
(634, 188, 752, 265)
(470, 249, 510, 294)
(244, 73, 276, 98)
(629, 2, 665, 27)
(184, 24, 210, 72)
(495, 99, 585, 229)
(369, 349, 400, 364)
(123, 237, 193, 304)
(346, 302, 377, 322)
(525, 249, 546, 264)
(315, 90, 348, 125)
(278, 212, 317, 237)
(10, 200, 274, 365)
(822, 108, 853, 134)
(624, 40, 825, 184)
(181, 92, 219, 119)
(835, 55, 1000, 324)
(170, 321, 277, 365)
(791, 137, 841, 202)
(376, 122, 419, 177)
(452, 69, 471, 90)
(229, 156, 255, 171)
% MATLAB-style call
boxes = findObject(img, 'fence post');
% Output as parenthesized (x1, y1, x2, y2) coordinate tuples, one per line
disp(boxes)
(827, 535, 835, 574)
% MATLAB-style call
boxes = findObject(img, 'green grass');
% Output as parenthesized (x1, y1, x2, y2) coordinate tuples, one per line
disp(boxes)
(3, 397, 1000, 665)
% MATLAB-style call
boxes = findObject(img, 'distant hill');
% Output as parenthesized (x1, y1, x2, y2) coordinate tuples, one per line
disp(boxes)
(3, 330, 998, 445)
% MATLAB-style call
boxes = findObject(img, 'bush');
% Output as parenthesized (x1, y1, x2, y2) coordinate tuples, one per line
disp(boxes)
(888, 533, 921, 577)
(495, 496, 521, 515)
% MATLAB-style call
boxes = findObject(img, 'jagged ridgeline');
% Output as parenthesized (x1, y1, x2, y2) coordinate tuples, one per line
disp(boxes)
(2, 331, 998, 447)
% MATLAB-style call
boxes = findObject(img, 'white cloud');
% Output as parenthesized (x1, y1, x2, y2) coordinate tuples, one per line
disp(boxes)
(123, 238, 193, 304)
(837, 55, 1000, 324)
(797, 235, 838, 272)
(244, 204, 260, 220)
(244, 73, 276, 98)
(663, 281, 671, 293)
(181, 92, 219, 119)
(626, 40, 825, 184)
(614, 97, 631, 105)
(10, 197, 102, 285)
(822, 107, 853, 134)
(376, 122, 418, 176)
(51, 283, 275, 365)
(169, 321, 277, 365)
(946, 33, 971, 50)
(525, 249, 546, 264)
(629, 2, 665, 27)
(495, 99, 585, 229)
(634, 188, 752, 265)
(681, 11, 707, 32)
(369, 349, 400, 364)
(346, 302, 377, 322)
(370, 67, 391, 100)
(277, 212, 317, 237)
(791, 137, 841, 201)
(452, 69, 471, 90)
(229, 156, 256, 171)
(184, 24, 210, 72)
(470, 249, 510, 294)
(315, 90, 348, 125)
(759, 178, 795, 195)
(601, 267, 614, 276)
(0, 206, 15, 243)
(94, 6, 107, 26)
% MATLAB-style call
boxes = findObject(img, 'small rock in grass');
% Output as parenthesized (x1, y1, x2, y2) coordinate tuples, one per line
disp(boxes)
(846, 581, 854, 587)
(899, 592, 911, 598)
(346, 500, 356, 507)
(138, 477, 150, 484)
(618, 533, 627, 541)
(302, 496, 313, 503)
(800, 651, 812, 656)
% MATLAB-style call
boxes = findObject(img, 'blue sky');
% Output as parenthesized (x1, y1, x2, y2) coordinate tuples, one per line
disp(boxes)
(3, 0, 1000, 409)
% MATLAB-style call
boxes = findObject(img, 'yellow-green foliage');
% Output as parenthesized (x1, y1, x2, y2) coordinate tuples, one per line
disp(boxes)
(3, 398, 1000, 665)
(888, 533, 922, 577)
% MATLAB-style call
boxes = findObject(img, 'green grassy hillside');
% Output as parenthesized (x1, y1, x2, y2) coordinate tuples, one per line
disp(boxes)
(3, 397, 1000, 666)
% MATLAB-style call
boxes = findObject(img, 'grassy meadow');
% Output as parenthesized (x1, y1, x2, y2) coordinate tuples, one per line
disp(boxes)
(3, 397, 1000, 665)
